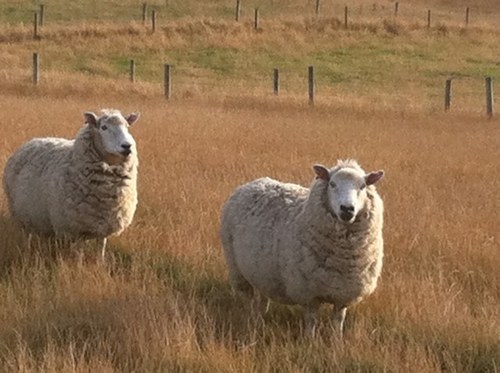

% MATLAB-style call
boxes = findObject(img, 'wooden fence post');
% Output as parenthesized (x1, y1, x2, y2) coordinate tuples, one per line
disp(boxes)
(427, 9, 431, 29)
(254, 8, 259, 30)
(465, 7, 470, 26)
(130, 59, 136, 83)
(33, 12, 39, 39)
(394, 2, 399, 17)
(273, 68, 279, 95)
(308, 66, 315, 106)
(33, 52, 39, 85)
(444, 79, 452, 111)
(151, 10, 156, 32)
(235, 0, 241, 21)
(164, 64, 171, 99)
(315, 0, 320, 17)
(485, 77, 494, 118)
(39, 4, 45, 26)
(344, 6, 349, 29)
(142, 3, 147, 24)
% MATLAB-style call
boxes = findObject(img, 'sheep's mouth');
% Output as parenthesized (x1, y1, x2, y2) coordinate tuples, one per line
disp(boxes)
(339, 212, 355, 223)
(103, 151, 130, 165)
(119, 149, 132, 157)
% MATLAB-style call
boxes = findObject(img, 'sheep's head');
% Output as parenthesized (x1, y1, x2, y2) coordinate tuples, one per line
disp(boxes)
(84, 110, 140, 164)
(313, 160, 384, 224)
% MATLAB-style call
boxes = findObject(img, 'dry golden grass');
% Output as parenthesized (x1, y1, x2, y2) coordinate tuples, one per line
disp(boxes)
(0, 1, 499, 371)
(0, 82, 498, 371)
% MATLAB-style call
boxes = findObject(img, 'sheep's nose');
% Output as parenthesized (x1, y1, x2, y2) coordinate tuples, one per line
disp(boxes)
(340, 205, 354, 213)
(120, 143, 132, 156)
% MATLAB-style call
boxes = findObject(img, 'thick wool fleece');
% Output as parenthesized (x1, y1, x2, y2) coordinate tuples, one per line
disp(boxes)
(3, 124, 138, 239)
(220, 174, 383, 309)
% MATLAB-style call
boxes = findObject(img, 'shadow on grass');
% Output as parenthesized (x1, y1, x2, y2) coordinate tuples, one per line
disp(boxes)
(0, 214, 59, 278)
(0, 213, 128, 279)
(150, 252, 316, 345)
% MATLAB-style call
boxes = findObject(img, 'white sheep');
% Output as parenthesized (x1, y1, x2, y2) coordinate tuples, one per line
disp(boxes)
(2, 109, 140, 258)
(220, 160, 384, 337)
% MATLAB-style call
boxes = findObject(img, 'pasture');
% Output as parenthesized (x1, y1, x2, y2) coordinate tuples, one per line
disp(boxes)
(0, 0, 499, 371)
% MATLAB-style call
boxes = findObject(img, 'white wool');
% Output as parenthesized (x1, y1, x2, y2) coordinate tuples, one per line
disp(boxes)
(220, 160, 384, 336)
(3, 109, 140, 253)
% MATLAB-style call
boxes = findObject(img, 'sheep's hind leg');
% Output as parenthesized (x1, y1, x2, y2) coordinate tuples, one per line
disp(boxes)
(250, 290, 271, 315)
(332, 305, 347, 339)
(27, 233, 33, 250)
(97, 237, 107, 262)
(304, 303, 320, 338)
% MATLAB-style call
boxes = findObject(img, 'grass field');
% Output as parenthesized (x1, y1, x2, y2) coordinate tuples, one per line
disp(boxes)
(0, 1, 499, 372)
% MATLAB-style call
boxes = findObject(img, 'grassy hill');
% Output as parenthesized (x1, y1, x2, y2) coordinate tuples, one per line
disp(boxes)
(0, 1, 499, 372)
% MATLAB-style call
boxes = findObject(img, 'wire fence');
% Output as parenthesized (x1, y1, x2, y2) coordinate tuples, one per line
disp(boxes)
(23, 51, 496, 116)
(1, 2, 498, 116)
(3, 0, 500, 36)
(3, 1, 500, 29)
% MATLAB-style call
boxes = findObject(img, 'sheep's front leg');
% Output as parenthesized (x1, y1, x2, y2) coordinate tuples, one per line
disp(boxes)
(303, 303, 320, 337)
(97, 237, 107, 261)
(332, 305, 347, 338)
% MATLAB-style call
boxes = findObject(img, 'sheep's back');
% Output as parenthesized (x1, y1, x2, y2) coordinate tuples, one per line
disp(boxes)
(3, 138, 73, 234)
(221, 177, 308, 301)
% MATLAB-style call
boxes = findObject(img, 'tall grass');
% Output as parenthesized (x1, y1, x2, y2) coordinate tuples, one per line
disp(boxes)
(0, 89, 498, 372)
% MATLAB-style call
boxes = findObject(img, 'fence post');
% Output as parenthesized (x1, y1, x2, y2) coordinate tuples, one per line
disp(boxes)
(151, 10, 156, 32)
(254, 8, 259, 30)
(465, 7, 470, 26)
(308, 66, 315, 106)
(315, 0, 320, 17)
(164, 64, 171, 99)
(39, 4, 45, 26)
(344, 6, 349, 29)
(444, 79, 452, 111)
(235, 0, 241, 21)
(273, 68, 279, 95)
(33, 12, 39, 39)
(130, 59, 136, 83)
(142, 3, 147, 24)
(394, 2, 399, 17)
(427, 9, 431, 29)
(485, 77, 494, 118)
(33, 52, 39, 85)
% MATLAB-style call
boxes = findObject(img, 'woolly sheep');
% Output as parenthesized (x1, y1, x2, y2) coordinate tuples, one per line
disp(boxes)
(220, 160, 385, 337)
(3, 109, 140, 258)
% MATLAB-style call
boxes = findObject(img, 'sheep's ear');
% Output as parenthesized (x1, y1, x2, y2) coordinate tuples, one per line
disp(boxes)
(84, 112, 98, 127)
(313, 164, 330, 181)
(126, 112, 140, 126)
(365, 170, 384, 185)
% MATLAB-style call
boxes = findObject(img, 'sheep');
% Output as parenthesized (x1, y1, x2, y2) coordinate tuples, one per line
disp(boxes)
(2, 109, 140, 259)
(220, 159, 384, 337)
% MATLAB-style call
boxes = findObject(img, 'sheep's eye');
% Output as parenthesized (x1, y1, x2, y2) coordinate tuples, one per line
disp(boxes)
(101, 125, 108, 131)
(329, 181, 336, 188)
(360, 184, 366, 190)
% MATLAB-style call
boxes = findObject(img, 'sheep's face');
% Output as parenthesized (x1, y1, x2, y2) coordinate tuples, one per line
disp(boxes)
(314, 163, 384, 224)
(84, 111, 140, 162)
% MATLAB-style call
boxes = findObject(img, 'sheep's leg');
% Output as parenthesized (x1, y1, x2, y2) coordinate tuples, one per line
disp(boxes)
(304, 304, 319, 337)
(332, 305, 347, 339)
(250, 290, 270, 315)
(97, 237, 107, 261)
(221, 234, 254, 295)
(27, 233, 33, 250)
